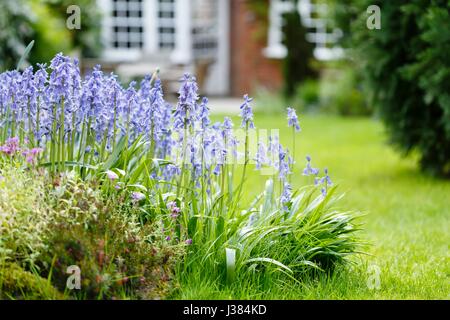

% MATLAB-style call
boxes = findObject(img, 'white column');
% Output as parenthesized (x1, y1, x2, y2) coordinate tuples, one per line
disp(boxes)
(171, 0, 192, 64)
(98, 0, 112, 56)
(204, 0, 230, 95)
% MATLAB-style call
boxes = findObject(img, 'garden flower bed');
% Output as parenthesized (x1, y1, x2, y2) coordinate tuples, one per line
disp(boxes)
(0, 54, 362, 299)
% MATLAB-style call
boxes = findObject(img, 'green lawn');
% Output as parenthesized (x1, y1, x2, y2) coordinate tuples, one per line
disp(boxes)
(175, 114, 449, 299)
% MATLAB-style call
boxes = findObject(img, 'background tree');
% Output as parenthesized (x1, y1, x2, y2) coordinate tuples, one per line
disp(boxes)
(0, 0, 102, 71)
(0, 1, 35, 71)
(334, 0, 450, 176)
(282, 1, 318, 97)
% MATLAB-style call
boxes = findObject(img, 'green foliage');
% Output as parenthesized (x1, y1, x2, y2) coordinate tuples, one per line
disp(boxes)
(336, 0, 450, 176)
(28, 1, 73, 66)
(39, 175, 185, 299)
(0, 164, 51, 265)
(176, 177, 362, 290)
(294, 79, 320, 111)
(319, 64, 372, 116)
(0, 0, 102, 71)
(0, 262, 62, 299)
(0, 165, 185, 299)
(0, 0, 35, 71)
(282, 3, 318, 97)
(228, 182, 362, 279)
(175, 114, 450, 299)
(45, 0, 103, 58)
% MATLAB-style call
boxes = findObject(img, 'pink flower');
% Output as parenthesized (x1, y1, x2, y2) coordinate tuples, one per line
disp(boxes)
(167, 201, 181, 218)
(106, 170, 119, 181)
(22, 147, 44, 164)
(131, 191, 145, 202)
(0, 137, 20, 156)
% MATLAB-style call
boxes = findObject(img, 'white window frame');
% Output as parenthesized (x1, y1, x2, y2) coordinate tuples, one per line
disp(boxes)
(99, 0, 192, 63)
(264, 0, 344, 61)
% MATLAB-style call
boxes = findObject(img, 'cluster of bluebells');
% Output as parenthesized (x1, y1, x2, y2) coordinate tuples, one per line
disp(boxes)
(0, 53, 331, 206)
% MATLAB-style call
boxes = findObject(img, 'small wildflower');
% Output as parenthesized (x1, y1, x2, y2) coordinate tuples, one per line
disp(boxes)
(302, 155, 319, 176)
(0, 137, 20, 155)
(167, 200, 181, 218)
(280, 181, 292, 210)
(185, 239, 193, 245)
(131, 191, 145, 202)
(106, 170, 119, 181)
(287, 107, 301, 132)
(239, 94, 254, 129)
(22, 147, 44, 164)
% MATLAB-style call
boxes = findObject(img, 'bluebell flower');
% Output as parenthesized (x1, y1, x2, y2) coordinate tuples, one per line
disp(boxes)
(302, 155, 319, 176)
(239, 94, 254, 129)
(278, 146, 291, 180)
(197, 97, 210, 130)
(287, 107, 301, 132)
(280, 181, 292, 210)
(174, 73, 198, 130)
(255, 141, 268, 170)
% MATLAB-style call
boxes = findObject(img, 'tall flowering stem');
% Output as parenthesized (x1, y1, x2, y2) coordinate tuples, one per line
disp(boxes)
(287, 107, 301, 181)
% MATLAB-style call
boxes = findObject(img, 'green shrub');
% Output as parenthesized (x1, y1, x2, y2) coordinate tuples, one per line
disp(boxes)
(320, 65, 372, 116)
(0, 262, 62, 299)
(39, 176, 185, 299)
(294, 79, 320, 111)
(0, 0, 34, 71)
(335, 0, 450, 176)
(282, 5, 318, 97)
(0, 164, 51, 265)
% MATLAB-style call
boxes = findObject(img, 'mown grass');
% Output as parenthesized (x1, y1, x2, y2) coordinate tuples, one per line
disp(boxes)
(173, 114, 449, 299)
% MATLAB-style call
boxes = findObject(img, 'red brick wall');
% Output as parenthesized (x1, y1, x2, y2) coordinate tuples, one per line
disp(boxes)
(229, 0, 283, 97)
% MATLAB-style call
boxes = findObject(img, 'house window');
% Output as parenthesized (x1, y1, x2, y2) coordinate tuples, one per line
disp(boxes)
(111, 0, 144, 49)
(157, 0, 176, 50)
(192, 0, 218, 59)
(264, 0, 343, 61)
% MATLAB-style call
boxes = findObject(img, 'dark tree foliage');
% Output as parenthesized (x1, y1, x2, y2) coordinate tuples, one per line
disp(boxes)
(0, 1, 34, 71)
(282, 4, 318, 97)
(336, 0, 450, 176)
(46, 0, 102, 58)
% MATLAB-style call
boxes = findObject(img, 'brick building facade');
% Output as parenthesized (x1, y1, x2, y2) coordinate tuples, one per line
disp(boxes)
(229, 0, 283, 96)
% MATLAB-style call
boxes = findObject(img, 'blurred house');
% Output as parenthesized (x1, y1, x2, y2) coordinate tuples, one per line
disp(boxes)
(93, 0, 342, 96)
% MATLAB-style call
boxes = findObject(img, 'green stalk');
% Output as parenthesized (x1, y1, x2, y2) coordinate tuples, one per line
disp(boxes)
(36, 96, 41, 147)
(290, 126, 296, 184)
(11, 97, 16, 138)
(59, 97, 65, 171)
(77, 118, 86, 161)
(112, 95, 117, 152)
(123, 102, 131, 170)
(235, 122, 249, 206)
(176, 116, 189, 198)
(27, 97, 34, 146)
(51, 104, 57, 173)
(81, 117, 92, 179)
(69, 109, 76, 162)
